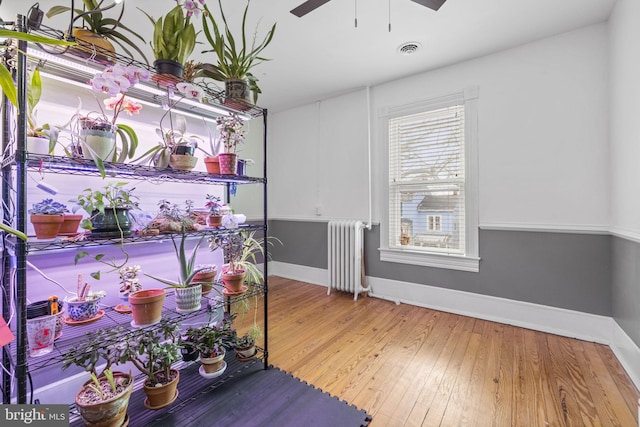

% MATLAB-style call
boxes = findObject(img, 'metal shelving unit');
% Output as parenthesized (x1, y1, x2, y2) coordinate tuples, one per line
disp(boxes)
(1, 15, 269, 409)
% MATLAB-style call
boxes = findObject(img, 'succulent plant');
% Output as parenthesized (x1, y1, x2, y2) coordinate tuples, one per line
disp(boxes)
(28, 199, 68, 215)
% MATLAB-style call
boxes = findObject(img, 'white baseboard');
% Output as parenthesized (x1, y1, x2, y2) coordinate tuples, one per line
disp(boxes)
(270, 261, 328, 287)
(270, 261, 640, 390)
(610, 323, 640, 390)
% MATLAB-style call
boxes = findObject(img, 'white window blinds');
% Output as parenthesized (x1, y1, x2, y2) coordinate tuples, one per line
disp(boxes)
(388, 104, 465, 255)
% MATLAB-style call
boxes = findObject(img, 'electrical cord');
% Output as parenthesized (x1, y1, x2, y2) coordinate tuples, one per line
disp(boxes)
(26, 260, 75, 296)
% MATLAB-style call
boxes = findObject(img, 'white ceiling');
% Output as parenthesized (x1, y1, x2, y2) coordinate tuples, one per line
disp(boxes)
(2, 0, 617, 112)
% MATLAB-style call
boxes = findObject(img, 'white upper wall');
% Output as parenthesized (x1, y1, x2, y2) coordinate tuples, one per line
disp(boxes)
(609, 0, 640, 240)
(269, 23, 610, 231)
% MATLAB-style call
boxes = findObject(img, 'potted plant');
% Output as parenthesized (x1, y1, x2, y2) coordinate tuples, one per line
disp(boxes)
(208, 230, 263, 293)
(76, 65, 149, 177)
(215, 113, 245, 175)
(204, 194, 224, 226)
(117, 264, 142, 313)
(185, 314, 235, 376)
(145, 231, 210, 313)
(28, 198, 67, 239)
(123, 319, 182, 410)
(233, 332, 257, 361)
(140, 1, 200, 80)
(65, 274, 106, 322)
(73, 181, 139, 236)
(197, 0, 276, 105)
(145, 199, 202, 234)
(46, 0, 148, 64)
(134, 83, 204, 170)
(26, 66, 59, 155)
(72, 182, 139, 280)
(62, 325, 133, 427)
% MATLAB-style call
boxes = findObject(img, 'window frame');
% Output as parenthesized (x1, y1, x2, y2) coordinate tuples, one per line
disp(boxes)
(379, 87, 480, 272)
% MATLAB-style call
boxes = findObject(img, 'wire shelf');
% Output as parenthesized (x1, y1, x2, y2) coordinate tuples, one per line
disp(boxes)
(21, 282, 265, 373)
(26, 24, 265, 119)
(26, 223, 266, 252)
(3, 154, 266, 184)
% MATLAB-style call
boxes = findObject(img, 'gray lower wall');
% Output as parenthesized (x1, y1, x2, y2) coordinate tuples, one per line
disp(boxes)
(268, 220, 613, 317)
(612, 236, 640, 347)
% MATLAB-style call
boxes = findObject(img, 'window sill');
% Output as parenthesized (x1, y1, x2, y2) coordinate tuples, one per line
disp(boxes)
(379, 248, 480, 272)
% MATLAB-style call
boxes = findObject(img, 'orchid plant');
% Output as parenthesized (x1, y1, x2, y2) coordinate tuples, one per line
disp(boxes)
(89, 65, 150, 126)
(134, 82, 206, 169)
(217, 113, 245, 154)
(77, 65, 151, 176)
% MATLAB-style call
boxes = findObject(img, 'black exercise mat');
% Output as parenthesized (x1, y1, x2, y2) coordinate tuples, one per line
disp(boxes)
(149, 362, 372, 427)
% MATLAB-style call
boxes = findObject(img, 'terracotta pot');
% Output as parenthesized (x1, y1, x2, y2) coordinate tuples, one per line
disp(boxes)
(58, 213, 83, 235)
(222, 270, 246, 292)
(200, 350, 225, 373)
(174, 284, 202, 314)
(218, 153, 237, 175)
(129, 289, 165, 326)
(143, 369, 179, 410)
(208, 215, 222, 227)
(204, 156, 220, 174)
(76, 371, 133, 427)
(169, 154, 198, 171)
(192, 269, 217, 295)
(30, 214, 64, 239)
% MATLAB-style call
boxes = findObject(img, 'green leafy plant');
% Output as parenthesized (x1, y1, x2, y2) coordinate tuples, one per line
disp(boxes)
(184, 316, 234, 358)
(133, 83, 204, 169)
(72, 182, 139, 279)
(197, 0, 276, 103)
(140, 4, 197, 65)
(27, 66, 59, 153)
(46, 0, 148, 62)
(123, 319, 182, 387)
(73, 181, 139, 230)
(62, 325, 129, 377)
(209, 230, 280, 285)
(145, 231, 211, 288)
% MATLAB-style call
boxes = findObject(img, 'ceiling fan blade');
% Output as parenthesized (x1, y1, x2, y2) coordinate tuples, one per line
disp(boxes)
(290, 0, 332, 17)
(409, 0, 448, 11)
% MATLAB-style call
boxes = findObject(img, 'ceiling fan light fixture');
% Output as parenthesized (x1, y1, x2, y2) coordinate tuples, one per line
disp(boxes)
(397, 42, 422, 55)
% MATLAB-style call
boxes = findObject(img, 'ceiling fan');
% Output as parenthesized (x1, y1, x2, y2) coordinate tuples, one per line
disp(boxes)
(290, 0, 448, 17)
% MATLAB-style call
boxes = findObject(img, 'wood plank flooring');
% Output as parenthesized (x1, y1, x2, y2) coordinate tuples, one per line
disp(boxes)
(260, 276, 639, 427)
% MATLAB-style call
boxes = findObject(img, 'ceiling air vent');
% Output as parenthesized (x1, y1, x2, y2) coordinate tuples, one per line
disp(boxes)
(397, 42, 422, 56)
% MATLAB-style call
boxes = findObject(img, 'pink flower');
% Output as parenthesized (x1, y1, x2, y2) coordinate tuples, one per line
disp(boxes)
(89, 65, 149, 124)
(121, 99, 142, 115)
(176, 82, 203, 101)
(180, 0, 204, 17)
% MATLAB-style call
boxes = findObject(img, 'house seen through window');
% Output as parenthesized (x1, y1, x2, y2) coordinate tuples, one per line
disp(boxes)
(388, 104, 466, 255)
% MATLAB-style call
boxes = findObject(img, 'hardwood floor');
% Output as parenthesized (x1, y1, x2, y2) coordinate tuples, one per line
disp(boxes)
(260, 276, 640, 427)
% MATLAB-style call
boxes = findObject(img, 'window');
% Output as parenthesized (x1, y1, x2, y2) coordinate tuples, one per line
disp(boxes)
(380, 88, 479, 272)
(427, 215, 442, 232)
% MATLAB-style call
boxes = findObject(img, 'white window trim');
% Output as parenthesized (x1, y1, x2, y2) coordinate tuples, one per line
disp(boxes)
(379, 87, 480, 272)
